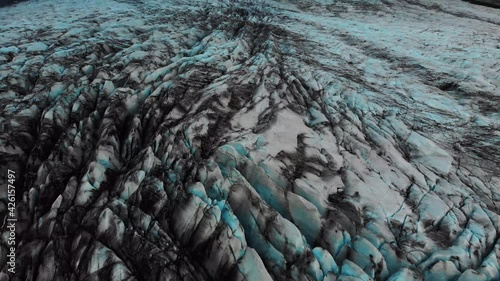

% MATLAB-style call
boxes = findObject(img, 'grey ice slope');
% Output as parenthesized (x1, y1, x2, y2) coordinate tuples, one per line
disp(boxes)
(0, 0, 499, 280)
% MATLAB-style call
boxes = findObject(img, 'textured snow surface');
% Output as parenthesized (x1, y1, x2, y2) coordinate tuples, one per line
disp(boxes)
(0, 0, 499, 280)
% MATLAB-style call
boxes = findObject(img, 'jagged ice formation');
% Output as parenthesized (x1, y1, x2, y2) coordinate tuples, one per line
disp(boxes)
(0, 0, 499, 280)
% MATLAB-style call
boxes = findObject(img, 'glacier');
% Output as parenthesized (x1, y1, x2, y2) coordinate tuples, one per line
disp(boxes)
(0, 0, 499, 280)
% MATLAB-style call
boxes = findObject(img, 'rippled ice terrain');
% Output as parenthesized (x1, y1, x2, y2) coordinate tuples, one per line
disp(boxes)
(0, 0, 499, 280)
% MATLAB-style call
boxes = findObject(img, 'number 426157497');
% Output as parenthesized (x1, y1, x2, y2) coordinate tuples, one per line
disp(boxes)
(7, 170, 16, 216)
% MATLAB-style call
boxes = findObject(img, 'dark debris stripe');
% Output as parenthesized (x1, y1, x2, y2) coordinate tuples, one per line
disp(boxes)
(0, 0, 29, 8)
(463, 0, 500, 8)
